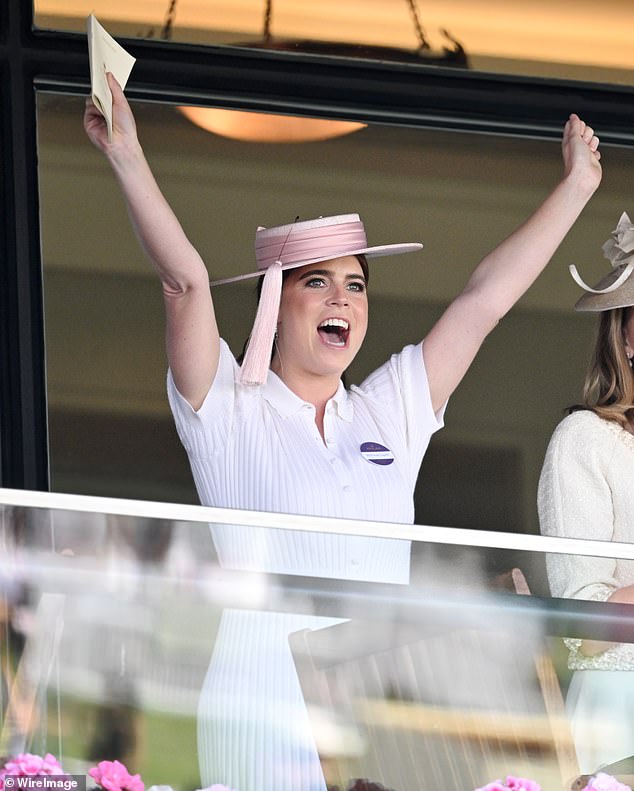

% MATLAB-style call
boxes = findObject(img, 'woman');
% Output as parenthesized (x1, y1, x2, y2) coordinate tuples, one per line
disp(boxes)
(538, 211, 634, 775)
(85, 74, 601, 791)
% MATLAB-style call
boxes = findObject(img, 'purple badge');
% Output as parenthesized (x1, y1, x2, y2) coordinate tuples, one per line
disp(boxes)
(360, 442, 394, 466)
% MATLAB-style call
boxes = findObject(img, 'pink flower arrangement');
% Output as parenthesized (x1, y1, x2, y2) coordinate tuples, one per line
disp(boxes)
(476, 778, 542, 791)
(88, 761, 144, 791)
(0, 753, 64, 790)
(8, 754, 627, 791)
(0, 756, 240, 791)
(475, 776, 633, 791)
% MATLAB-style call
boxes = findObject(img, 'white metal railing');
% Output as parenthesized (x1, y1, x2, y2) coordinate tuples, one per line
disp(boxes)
(1, 486, 633, 560)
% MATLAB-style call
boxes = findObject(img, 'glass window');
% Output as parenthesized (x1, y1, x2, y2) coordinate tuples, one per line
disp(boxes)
(36, 90, 632, 534)
(33, 0, 634, 86)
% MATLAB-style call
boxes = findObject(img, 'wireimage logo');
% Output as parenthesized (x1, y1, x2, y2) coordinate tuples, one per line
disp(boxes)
(3, 777, 85, 791)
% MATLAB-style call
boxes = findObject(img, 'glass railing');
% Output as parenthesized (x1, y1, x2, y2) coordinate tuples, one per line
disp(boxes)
(1, 488, 634, 791)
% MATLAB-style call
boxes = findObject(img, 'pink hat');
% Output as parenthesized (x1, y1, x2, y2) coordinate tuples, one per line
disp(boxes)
(211, 214, 423, 385)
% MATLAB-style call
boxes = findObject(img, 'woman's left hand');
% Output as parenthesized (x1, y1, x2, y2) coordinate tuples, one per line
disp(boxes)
(561, 113, 602, 196)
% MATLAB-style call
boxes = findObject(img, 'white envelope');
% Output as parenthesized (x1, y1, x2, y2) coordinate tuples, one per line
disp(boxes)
(87, 14, 136, 142)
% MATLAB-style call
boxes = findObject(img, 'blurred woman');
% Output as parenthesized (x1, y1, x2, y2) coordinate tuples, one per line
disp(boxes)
(539, 211, 634, 773)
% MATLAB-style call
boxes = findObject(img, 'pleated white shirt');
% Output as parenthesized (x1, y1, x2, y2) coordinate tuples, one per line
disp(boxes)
(167, 338, 445, 583)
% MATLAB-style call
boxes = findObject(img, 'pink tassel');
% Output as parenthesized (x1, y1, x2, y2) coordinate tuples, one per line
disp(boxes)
(238, 261, 283, 386)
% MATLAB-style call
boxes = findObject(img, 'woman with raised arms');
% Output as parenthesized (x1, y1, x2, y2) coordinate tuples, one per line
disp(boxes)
(85, 75, 601, 791)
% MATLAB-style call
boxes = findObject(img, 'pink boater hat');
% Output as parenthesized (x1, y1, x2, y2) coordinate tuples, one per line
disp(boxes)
(211, 213, 423, 385)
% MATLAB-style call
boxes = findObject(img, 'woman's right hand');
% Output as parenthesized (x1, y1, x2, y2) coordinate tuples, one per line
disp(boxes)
(84, 72, 138, 155)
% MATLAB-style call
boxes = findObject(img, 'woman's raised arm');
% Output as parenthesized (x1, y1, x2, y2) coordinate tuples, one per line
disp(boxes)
(84, 73, 219, 410)
(423, 113, 602, 413)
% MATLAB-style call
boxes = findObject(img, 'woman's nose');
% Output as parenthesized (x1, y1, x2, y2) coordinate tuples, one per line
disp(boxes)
(328, 285, 349, 305)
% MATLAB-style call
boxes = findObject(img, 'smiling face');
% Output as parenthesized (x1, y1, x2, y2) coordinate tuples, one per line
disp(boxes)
(271, 255, 369, 383)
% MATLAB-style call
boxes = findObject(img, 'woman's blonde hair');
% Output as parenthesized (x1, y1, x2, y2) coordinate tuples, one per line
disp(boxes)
(581, 307, 634, 429)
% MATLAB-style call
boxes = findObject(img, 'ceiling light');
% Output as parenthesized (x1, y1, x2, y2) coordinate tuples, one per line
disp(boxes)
(178, 106, 366, 143)
(174, 0, 465, 143)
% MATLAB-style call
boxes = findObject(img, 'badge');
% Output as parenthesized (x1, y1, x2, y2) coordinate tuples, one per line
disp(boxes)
(360, 441, 394, 466)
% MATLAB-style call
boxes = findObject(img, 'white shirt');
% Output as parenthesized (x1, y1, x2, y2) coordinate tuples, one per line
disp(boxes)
(167, 339, 445, 583)
(169, 341, 445, 791)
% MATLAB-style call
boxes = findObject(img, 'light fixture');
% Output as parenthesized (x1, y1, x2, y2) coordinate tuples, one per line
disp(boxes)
(170, 0, 467, 143)
(178, 106, 366, 143)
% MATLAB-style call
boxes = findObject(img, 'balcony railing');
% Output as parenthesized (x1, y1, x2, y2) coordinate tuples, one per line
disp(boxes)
(1, 488, 633, 791)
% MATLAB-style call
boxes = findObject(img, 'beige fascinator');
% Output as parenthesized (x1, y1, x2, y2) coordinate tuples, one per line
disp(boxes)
(572, 212, 634, 311)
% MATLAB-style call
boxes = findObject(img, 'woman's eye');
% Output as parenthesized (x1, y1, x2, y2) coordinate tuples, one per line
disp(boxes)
(306, 278, 326, 288)
(347, 281, 366, 292)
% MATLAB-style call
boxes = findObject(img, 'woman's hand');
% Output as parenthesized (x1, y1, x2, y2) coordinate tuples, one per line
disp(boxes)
(580, 585, 634, 656)
(84, 72, 138, 155)
(561, 113, 602, 196)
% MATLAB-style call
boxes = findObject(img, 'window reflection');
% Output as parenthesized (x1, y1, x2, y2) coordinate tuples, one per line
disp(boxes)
(33, 0, 634, 85)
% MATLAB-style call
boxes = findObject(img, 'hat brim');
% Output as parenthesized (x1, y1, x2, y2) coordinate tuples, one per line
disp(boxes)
(210, 242, 423, 287)
(575, 265, 634, 311)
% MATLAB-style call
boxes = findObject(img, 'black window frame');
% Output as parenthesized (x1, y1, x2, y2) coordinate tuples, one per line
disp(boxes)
(2, 0, 634, 490)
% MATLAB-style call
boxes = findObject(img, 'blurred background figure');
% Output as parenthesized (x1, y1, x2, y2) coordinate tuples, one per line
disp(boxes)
(539, 211, 634, 774)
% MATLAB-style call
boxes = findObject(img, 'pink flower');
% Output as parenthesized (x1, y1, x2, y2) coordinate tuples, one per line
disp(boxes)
(0, 754, 64, 790)
(506, 777, 542, 791)
(88, 761, 144, 791)
(474, 780, 541, 791)
(582, 774, 633, 791)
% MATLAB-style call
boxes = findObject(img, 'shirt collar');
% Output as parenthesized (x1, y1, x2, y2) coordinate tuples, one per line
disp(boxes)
(261, 372, 353, 422)
(330, 379, 354, 421)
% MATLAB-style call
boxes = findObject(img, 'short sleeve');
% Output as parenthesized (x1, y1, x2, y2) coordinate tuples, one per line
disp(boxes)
(166, 338, 238, 459)
(538, 412, 618, 602)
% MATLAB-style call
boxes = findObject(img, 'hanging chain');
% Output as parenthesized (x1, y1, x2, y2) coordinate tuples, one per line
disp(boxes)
(157, 0, 446, 56)
(404, 0, 431, 51)
(263, 0, 273, 43)
(161, 0, 178, 40)
(262, 0, 431, 51)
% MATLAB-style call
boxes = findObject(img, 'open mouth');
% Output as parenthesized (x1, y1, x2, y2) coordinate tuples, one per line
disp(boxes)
(317, 318, 350, 348)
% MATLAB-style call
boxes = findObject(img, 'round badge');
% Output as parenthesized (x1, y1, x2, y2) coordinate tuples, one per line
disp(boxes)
(360, 441, 394, 466)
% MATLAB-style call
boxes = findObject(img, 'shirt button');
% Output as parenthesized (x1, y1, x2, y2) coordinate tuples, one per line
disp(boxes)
(343, 484, 352, 492)
(350, 558, 359, 566)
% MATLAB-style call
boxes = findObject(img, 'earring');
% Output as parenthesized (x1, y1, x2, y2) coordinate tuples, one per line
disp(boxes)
(628, 355, 633, 369)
